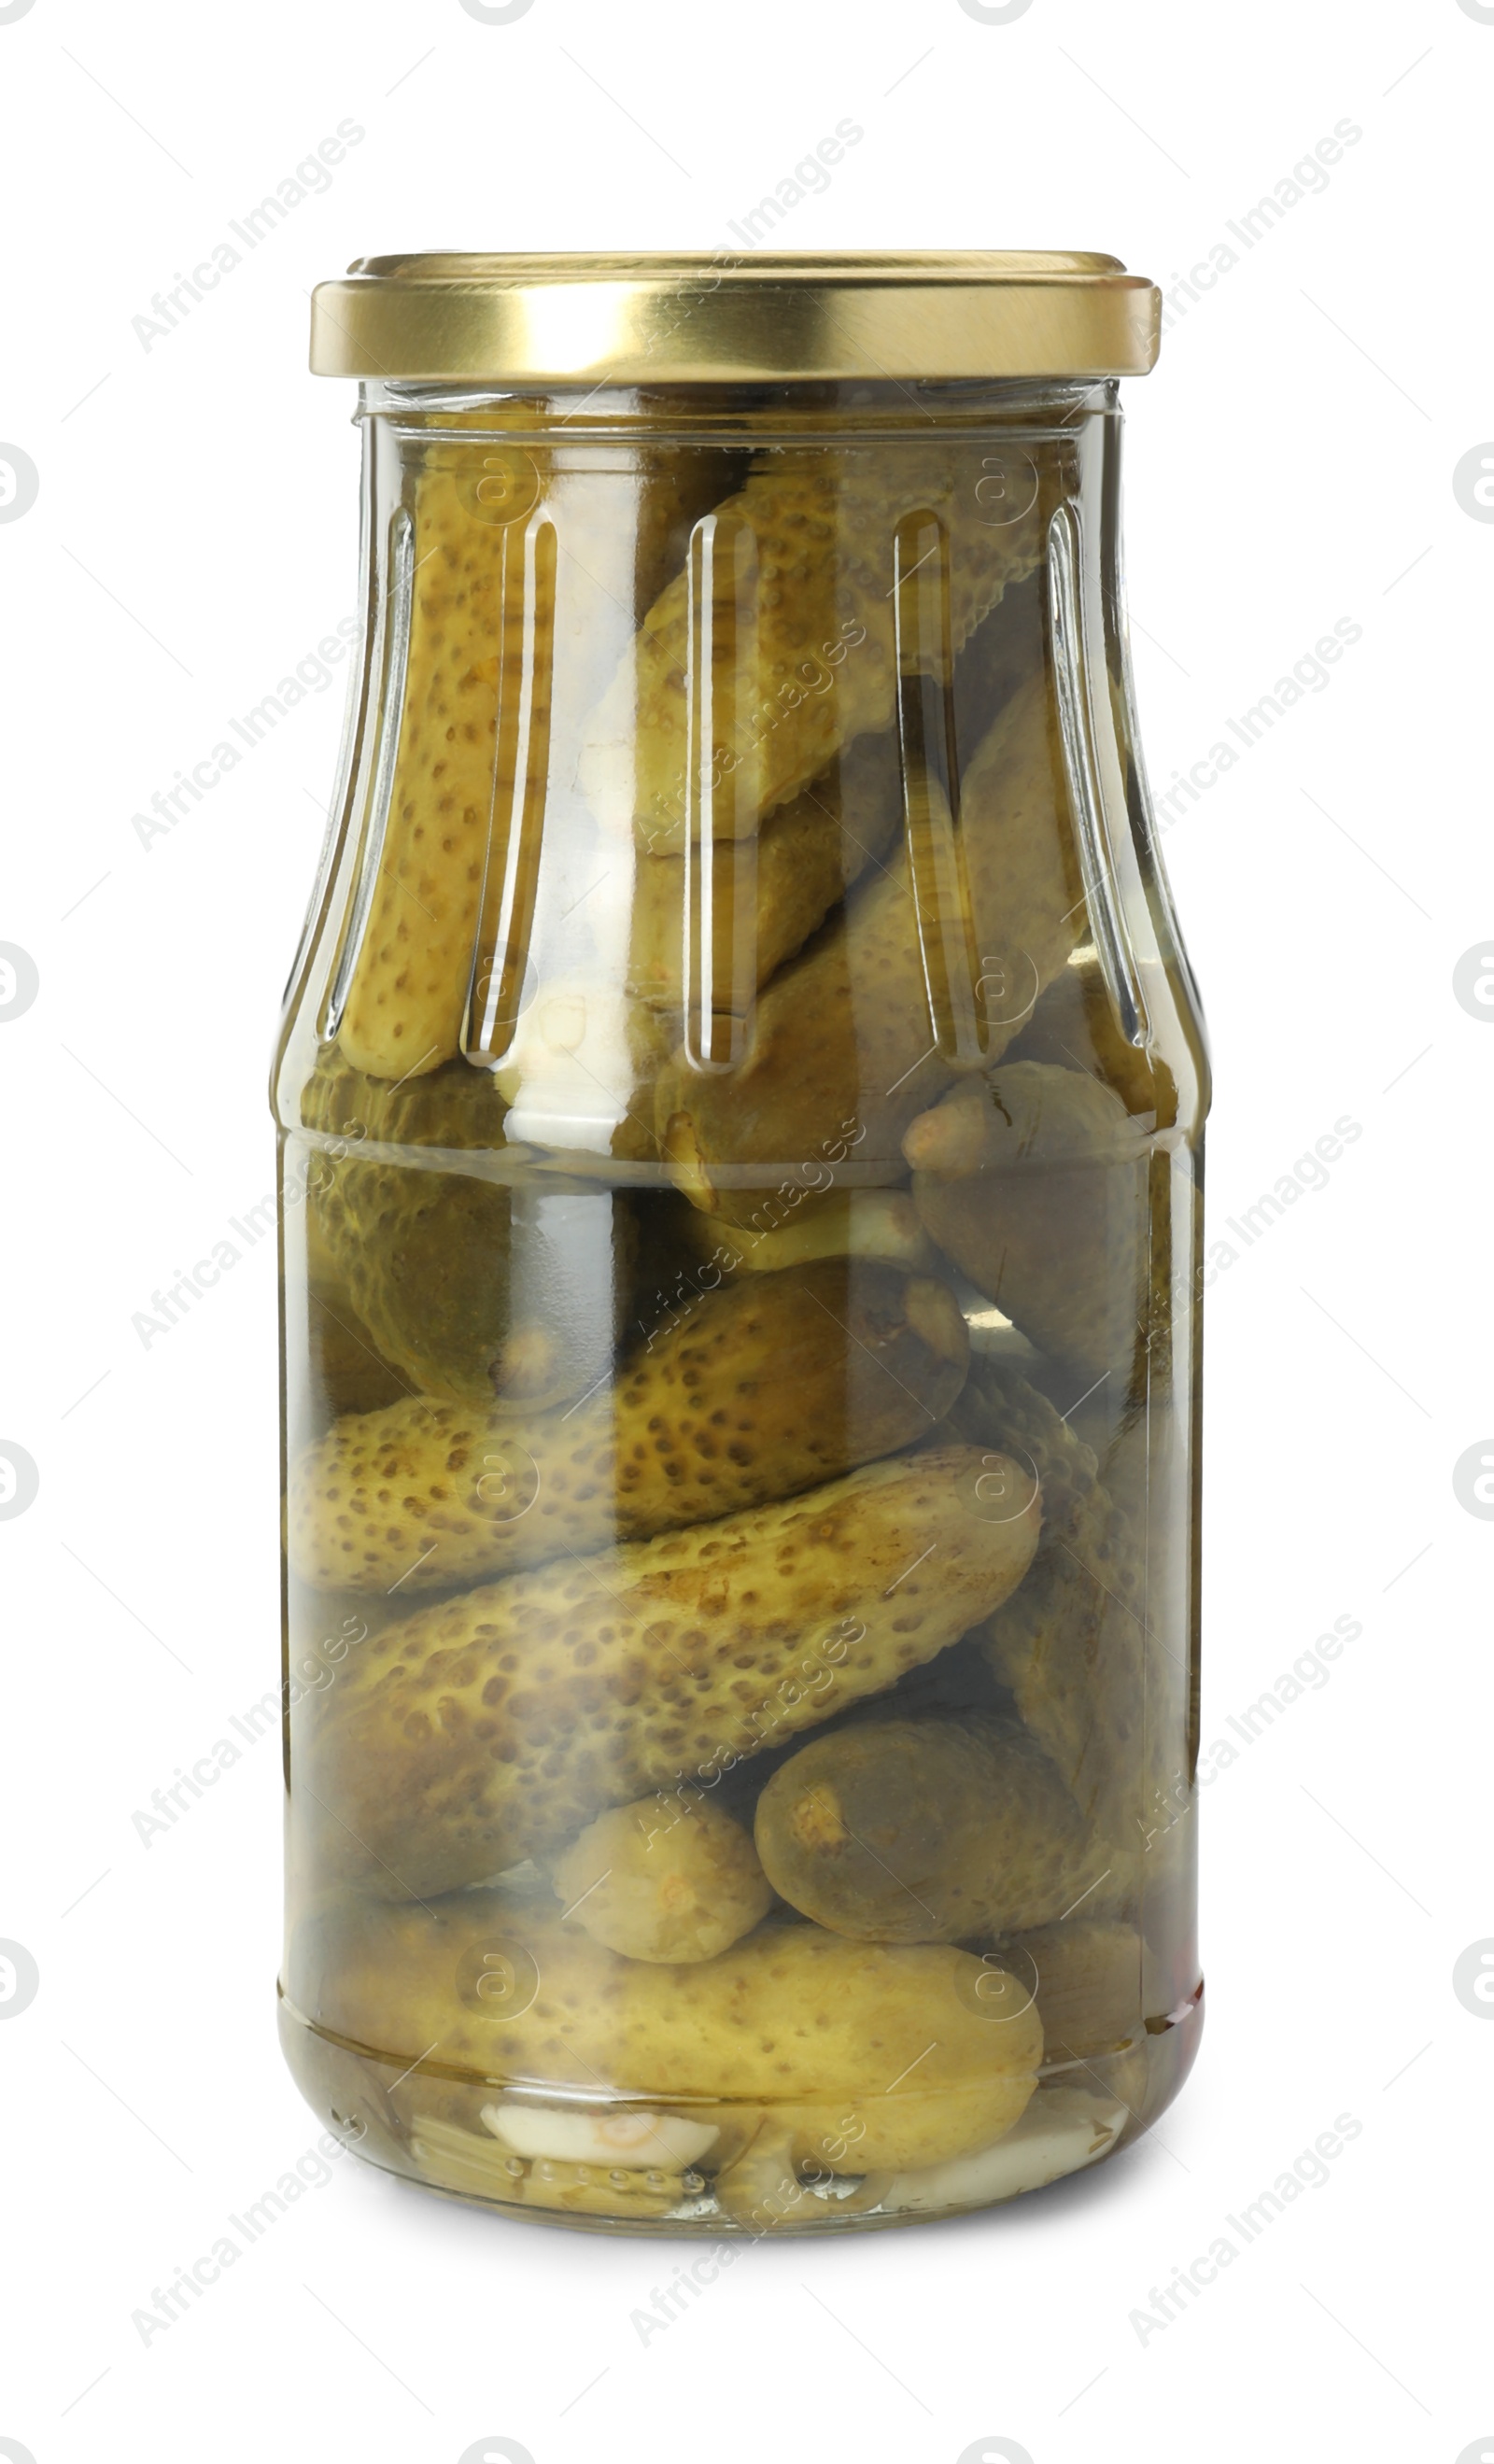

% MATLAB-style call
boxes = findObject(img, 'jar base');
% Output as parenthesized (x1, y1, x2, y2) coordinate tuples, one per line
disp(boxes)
(278, 1980, 1203, 2235)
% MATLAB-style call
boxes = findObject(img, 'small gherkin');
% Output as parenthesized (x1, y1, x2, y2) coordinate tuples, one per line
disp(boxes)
(543, 1793, 772, 1964)
(951, 1353, 1150, 1841)
(337, 426, 740, 1080)
(754, 1712, 1112, 1944)
(300, 1049, 629, 1409)
(335, 430, 557, 1084)
(907, 1060, 1153, 1382)
(1009, 1918, 1144, 2061)
(285, 1886, 1044, 2211)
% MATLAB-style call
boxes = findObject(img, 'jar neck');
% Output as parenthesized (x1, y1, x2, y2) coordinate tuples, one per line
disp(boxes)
(356, 373, 1121, 445)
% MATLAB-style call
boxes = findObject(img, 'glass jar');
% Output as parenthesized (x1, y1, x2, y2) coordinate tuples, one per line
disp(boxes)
(275, 252, 1208, 2234)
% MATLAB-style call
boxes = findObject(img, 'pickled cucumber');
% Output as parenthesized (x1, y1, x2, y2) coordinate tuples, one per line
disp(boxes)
(289, 1257, 970, 1595)
(298, 1443, 1043, 1894)
(654, 671, 1081, 1225)
(951, 1353, 1149, 1839)
(625, 726, 903, 1014)
(945, 1344, 1104, 1536)
(287, 1887, 1044, 2209)
(335, 446, 558, 1082)
(303, 1051, 629, 1407)
(1014, 1918, 1142, 2062)
(754, 1713, 1110, 1944)
(907, 1060, 1151, 1381)
(338, 437, 740, 1079)
(578, 444, 1048, 853)
(545, 1793, 771, 1963)
(300, 1204, 412, 1424)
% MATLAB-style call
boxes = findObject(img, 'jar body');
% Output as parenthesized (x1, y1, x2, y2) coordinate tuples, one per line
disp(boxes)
(274, 378, 1208, 2232)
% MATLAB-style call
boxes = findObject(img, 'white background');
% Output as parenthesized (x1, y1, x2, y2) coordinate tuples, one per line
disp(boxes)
(0, 2, 1488, 2459)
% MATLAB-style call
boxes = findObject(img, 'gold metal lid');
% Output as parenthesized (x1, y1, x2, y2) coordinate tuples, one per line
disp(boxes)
(309, 251, 1160, 384)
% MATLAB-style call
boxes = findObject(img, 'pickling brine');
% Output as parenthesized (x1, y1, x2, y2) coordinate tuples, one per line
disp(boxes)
(274, 252, 1208, 2232)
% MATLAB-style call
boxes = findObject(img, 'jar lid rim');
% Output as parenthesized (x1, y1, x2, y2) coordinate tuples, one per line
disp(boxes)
(310, 251, 1161, 383)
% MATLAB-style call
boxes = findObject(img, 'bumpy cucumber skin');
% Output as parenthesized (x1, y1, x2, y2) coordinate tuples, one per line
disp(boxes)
(755, 1712, 1110, 1943)
(297, 1444, 1041, 1894)
(286, 1887, 1043, 2183)
(288, 1259, 969, 1595)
